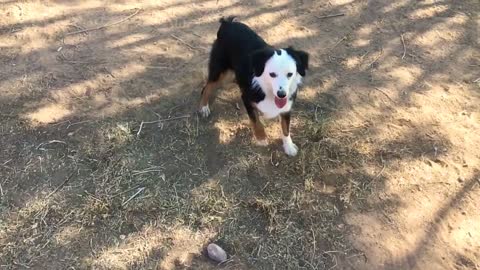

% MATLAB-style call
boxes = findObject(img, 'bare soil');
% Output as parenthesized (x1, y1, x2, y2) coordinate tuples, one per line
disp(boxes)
(1, 0, 479, 269)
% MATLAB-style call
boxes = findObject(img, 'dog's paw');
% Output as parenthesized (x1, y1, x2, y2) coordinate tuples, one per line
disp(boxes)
(282, 136, 298, 156)
(255, 139, 268, 146)
(283, 141, 298, 156)
(199, 105, 210, 117)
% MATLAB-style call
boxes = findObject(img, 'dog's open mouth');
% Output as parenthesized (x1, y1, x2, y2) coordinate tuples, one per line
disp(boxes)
(274, 96, 287, 108)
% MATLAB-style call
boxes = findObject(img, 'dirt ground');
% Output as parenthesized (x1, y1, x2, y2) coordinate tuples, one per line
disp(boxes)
(1, 0, 479, 269)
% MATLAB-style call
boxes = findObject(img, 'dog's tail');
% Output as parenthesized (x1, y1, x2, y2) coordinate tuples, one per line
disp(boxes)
(219, 16, 236, 24)
(217, 16, 237, 39)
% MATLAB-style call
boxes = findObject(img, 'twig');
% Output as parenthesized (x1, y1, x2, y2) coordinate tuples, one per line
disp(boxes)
(311, 227, 316, 262)
(0, 183, 3, 196)
(122, 187, 146, 207)
(145, 65, 170, 69)
(132, 169, 164, 176)
(136, 114, 190, 137)
(1, 159, 12, 166)
(373, 162, 386, 180)
(373, 87, 395, 103)
(400, 34, 406, 60)
(174, 155, 193, 167)
(323, 250, 346, 255)
(328, 254, 338, 270)
(67, 24, 86, 31)
(366, 162, 386, 187)
(46, 172, 75, 199)
(170, 34, 205, 51)
(314, 13, 345, 19)
(331, 36, 346, 50)
(36, 140, 67, 150)
(173, 184, 179, 206)
(110, 185, 141, 198)
(67, 120, 92, 129)
(102, 67, 115, 78)
(64, 9, 141, 36)
(369, 48, 383, 67)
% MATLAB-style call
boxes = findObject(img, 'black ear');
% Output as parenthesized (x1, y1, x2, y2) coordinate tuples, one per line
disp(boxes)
(250, 48, 275, 77)
(285, 47, 309, 76)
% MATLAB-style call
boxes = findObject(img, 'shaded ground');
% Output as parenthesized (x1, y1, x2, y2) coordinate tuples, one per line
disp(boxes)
(1, 0, 479, 269)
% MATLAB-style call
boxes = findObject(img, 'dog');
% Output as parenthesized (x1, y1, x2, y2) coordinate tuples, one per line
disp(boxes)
(199, 17, 309, 156)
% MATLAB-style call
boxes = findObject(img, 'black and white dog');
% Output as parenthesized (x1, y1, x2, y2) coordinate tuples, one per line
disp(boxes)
(199, 17, 309, 156)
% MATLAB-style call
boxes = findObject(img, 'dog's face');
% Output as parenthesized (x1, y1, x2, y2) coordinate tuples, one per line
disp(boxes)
(251, 47, 309, 102)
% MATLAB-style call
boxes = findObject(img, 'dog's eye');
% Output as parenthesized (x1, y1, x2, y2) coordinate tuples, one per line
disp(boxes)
(269, 72, 277, 78)
(287, 72, 293, 78)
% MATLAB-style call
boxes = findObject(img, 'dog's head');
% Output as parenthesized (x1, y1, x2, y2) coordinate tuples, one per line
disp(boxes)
(251, 47, 309, 106)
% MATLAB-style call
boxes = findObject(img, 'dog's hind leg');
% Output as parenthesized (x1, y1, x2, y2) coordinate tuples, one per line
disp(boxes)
(199, 40, 229, 117)
(199, 73, 228, 117)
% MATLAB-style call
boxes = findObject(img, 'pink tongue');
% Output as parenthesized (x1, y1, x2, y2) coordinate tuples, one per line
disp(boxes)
(274, 96, 287, 108)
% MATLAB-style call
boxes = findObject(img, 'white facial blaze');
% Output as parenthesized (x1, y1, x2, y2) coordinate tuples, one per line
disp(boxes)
(251, 49, 304, 119)
(253, 49, 298, 99)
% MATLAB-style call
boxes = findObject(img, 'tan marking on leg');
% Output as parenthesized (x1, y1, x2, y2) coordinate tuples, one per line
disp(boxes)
(280, 115, 290, 137)
(199, 72, 228, 108)
(252, 120, 267, 141)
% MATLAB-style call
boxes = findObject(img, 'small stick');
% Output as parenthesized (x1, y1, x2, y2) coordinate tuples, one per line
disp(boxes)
(122, 187, 146, 207)
(369, 49, 383, 67)
(400, 34, 406, 60)
(132, 169, 165, 177)
(102, 67, 115, 78)
(174, 155, 193, 167)
(65, 8, 141, 36)
(67, 120, 92, 129)
(137, 114, 190, 137)
(366, 162, 386, 187)
(36, 140, 67, 150)
(311, 227, 316, 260)
(170, 34, 205, 51)
(46, 172, 75, 199)
(145, 66, 170, 69)
(0, 183, 3, 196)
(1, 159, 12, 166)
(323, 250, 346, 255)
(331, 36, 346, 50)
(67, 24, 86, 31)
(314, 13, 345, 19)
(373, 87, 395, 103)
(110, 185, 141, 198)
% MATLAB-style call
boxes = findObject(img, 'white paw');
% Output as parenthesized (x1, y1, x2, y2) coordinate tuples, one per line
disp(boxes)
(282, 135, 298, 156)
(256, 139, 268, 146)
(284, 142, 298, 156)
(199, 105, 210, 117)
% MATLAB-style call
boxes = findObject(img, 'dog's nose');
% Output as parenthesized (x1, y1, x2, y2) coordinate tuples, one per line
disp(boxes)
(277, 90, 287, 98)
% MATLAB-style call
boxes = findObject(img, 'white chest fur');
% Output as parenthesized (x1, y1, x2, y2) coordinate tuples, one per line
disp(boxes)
(252, 72, 302, 119)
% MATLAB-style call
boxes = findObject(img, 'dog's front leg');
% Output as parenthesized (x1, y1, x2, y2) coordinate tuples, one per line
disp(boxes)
(243, 96, 267, 145)
(280, 112, 298, 156)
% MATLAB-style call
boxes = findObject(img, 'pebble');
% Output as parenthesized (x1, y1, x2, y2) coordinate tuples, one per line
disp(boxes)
(207, 243, 227, 263)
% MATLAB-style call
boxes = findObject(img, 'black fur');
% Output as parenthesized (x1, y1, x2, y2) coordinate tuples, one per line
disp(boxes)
(251, 48, 275, 77)
(284, 47, 309, 76)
